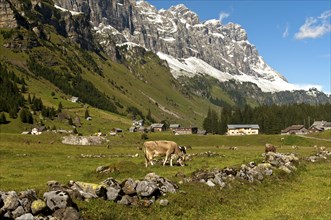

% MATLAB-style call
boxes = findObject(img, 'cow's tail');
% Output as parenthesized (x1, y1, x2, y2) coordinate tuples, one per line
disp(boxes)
(142, 142, 148, 167)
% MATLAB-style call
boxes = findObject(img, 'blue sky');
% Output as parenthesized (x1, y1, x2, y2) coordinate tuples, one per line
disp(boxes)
(148, 0, 331, 94)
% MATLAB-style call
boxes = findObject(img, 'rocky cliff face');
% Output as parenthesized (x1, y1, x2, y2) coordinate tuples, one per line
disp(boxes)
(0, 0, 18, 28)
(54, 0, 290, 93)
(2, 0, 329, 104)
(0, 0, 97, 50)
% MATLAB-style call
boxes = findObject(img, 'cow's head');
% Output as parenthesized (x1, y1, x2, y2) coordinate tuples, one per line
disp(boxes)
(178, 145, 187, 154)
(177, 146, 187, 166)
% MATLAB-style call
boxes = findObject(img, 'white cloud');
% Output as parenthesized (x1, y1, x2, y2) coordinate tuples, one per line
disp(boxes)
(295, 10, 331, 40)
(282, 23, 289, 38)
(219, 11, 230, 24)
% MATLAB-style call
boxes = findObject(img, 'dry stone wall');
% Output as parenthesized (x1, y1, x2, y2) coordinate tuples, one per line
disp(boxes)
(1, 150, 330, 219)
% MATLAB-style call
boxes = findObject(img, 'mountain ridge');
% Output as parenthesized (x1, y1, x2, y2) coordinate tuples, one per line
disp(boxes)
(0, 0, 330, 130)
(52, 0, 327, 94)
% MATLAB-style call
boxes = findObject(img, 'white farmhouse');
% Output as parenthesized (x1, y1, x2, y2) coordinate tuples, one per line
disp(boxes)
(227, 124, 260, 135)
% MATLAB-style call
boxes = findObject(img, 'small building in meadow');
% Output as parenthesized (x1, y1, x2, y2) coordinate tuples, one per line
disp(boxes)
(70, 96, 79, 103)
(227, 124, 259, 136)
(169, 124, 181, 130)
(281, 125, 308, 135)
(172, 127, 198, 135)
(150, 123, 166, 132)
(132, 119, 144, 127)
(309, 121, 331, 132)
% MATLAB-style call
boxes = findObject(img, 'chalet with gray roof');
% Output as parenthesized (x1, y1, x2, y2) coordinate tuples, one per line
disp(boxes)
(281, 125, 308, 135)
(172, 127, 198, 135)
(227, 124, 259, 136)
(150, 123, 165, 132)
(169, 124, 181, 130)
(309, 121, 331, 132)
(133, 119, 144, 127)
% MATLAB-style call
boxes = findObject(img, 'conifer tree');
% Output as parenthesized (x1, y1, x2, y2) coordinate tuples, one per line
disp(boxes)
(20, 108, 27, 123)
(203, 108, 212, 133)
(220, 107, 231, 134)
(58, 102, 63, 113)
(27, 94, 31, 104)
(0, 112, 7, 124)
(84, 109, 90, 119)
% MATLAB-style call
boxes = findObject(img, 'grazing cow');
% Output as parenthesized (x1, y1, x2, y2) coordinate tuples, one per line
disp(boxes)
(265, 143, 276, 153)
(143, 141, 186, 167)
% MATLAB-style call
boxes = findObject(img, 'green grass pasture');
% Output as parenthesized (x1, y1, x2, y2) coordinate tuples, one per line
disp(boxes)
(0, 132, 330, 219)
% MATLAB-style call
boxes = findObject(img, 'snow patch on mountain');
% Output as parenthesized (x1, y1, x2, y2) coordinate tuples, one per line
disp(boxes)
(157, 52, 316, 93)
(54, 4, 83, 15)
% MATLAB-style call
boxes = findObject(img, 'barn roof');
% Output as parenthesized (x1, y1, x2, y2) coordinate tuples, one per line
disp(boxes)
(281, 125, 306, 133)
(227, 124, 260, 129)
(150, 123, 165, 128)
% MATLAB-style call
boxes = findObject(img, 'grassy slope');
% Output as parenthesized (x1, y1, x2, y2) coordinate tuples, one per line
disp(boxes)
(0, 132, 330, 219)
(0, 26, 219, 134)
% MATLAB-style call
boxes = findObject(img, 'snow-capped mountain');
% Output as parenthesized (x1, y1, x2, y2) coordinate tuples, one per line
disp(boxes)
(53, 0, 318, 93)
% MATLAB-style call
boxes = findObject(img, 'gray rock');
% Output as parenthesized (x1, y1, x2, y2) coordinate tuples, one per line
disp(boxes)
(2, 191, 20, 211)
(69, 181, 106, 199)
(18, 189, 37, 213)
(96, 165, 109, 173)
(279, 165, 292, 174)
(31, 199, 47, 215)
(105, 187, 120, 201)
(117, 195, 132, 205)
(15, 213, 34, 220)
(157, 178, 178, 194)
(121, 178, 137, 195)
(136, 180, 159, 197)
(159, 199, 169, 206)
(44, 191, 72, 211)
(53, 207, 81, 220)
(62, 135, 107, 145)
(206, 179, 215, 187)
(144, 173, 160, 182)
(12, 206, 25, 219)
(101, 178, 121, 190)
(265, 169, 273, 176)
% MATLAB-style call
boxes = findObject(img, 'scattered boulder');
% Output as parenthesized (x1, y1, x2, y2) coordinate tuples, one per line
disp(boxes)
(15, 213, 34, 220)
(159, 199, 169, 206)
(0, 189, 80, 219)
(121, 178, 137, 195)
(136, 180, 159, 197)
(69, 181, 107, 200)
(31, 199, 47, 215)
(2, 191, 20, 211)
(62, 135, 108, 145)
(307, 149, 331, 162)
(12, 206, 25, 219)
(117, 195, 132, 205)
(53, 207, 81, 220)
(43, 191, 73, 211)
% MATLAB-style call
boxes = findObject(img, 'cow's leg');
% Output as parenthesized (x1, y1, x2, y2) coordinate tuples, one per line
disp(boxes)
(145, 152, 154, 167)
(170, 157, 173, 166)
(163, 154, 169, 166)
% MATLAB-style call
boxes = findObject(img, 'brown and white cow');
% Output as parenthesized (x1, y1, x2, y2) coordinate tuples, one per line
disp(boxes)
(143, 141, 186, 167)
